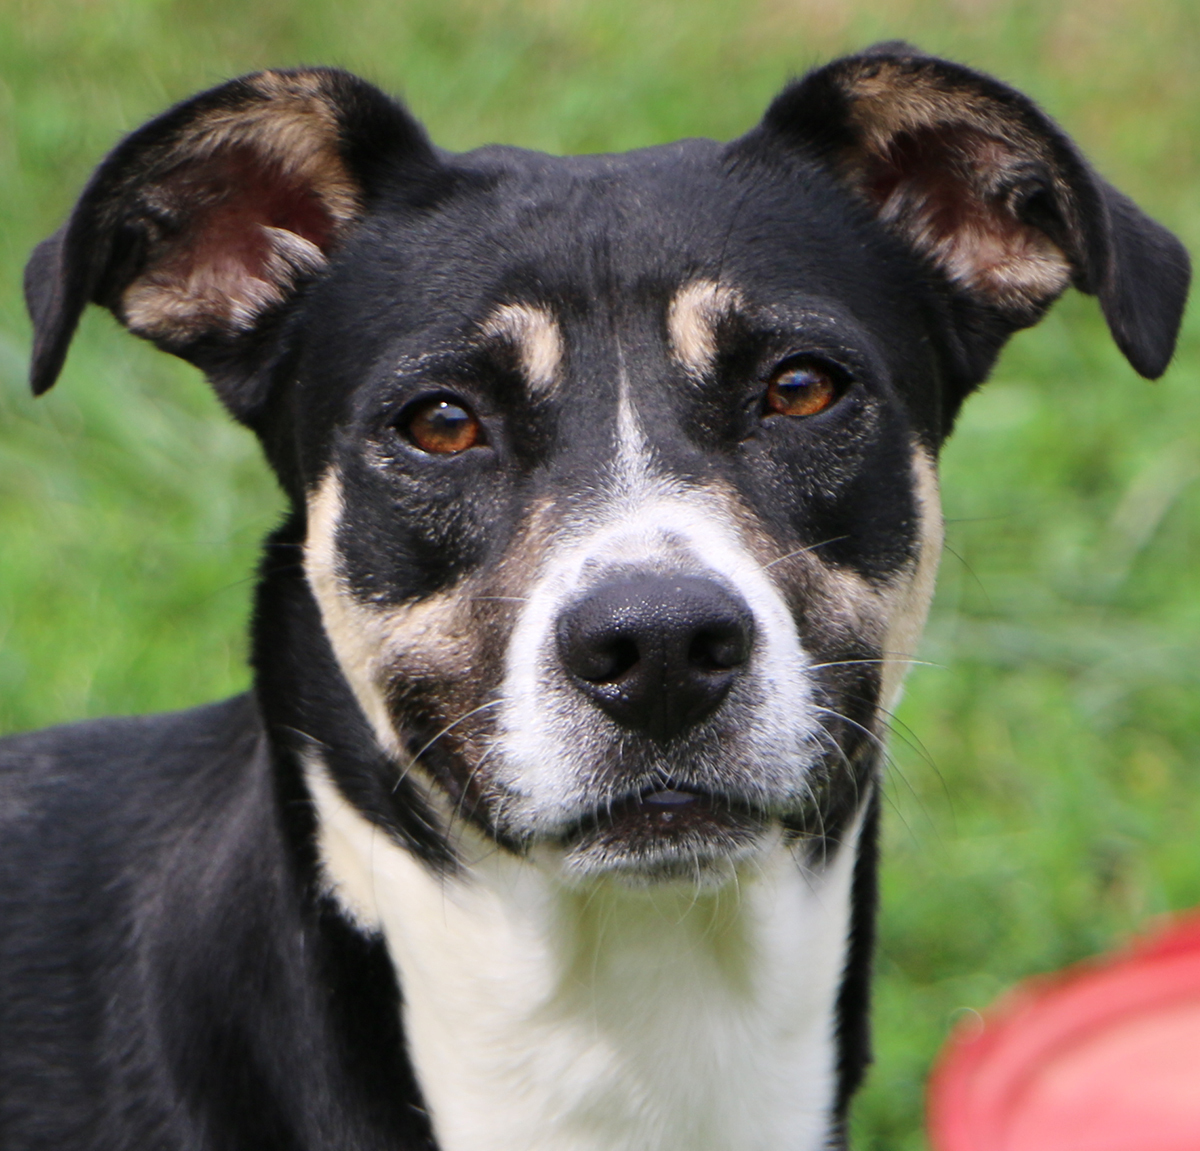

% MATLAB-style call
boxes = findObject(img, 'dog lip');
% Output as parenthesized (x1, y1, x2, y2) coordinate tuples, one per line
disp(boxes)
(610, 784, 724, 821)
(558, 783, 761, 841)
(554, 783, 768, 879)
(638, 787, 699, 808)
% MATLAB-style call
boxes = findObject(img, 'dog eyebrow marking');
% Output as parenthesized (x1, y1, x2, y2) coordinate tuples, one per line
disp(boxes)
(667, 280, 742, 379)
(481, 303, 563, 397)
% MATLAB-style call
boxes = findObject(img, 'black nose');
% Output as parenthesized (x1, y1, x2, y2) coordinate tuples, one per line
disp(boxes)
(555, 575, 755, 741)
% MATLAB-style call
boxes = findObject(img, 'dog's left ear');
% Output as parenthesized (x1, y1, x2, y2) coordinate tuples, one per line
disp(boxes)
(748, 43, 1190, 389)
(25, 68, 441, 419)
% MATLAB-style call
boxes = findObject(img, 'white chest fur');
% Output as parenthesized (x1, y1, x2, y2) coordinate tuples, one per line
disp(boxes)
(307, 764, 860, 1151)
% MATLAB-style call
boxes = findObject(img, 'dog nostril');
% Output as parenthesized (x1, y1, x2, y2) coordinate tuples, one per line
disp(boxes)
(688, 625, 751, 672)
(556, 575, 755, 740)
(578, 635, 640, 684)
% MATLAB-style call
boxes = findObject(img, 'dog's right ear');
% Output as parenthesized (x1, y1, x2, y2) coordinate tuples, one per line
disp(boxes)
(744, 45, 1190, 401)
(25, 69, 440, 419)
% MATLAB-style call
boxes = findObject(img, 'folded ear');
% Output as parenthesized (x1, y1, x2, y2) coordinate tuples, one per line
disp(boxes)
(750, 43, 1190, 386)
(25, 68, 439, 417)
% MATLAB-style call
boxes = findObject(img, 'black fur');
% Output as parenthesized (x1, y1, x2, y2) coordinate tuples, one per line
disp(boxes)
(0, 698, 436, 1148)
(4, 45, 1189, 1150)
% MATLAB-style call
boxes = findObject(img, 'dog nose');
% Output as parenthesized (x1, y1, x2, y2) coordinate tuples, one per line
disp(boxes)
(555, 575, 754, 741)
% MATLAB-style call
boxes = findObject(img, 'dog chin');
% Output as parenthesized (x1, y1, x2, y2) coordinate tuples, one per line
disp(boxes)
(546, 789, 773, 887)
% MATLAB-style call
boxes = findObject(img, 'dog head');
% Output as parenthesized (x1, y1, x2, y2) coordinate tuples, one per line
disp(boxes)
(26, 46, 1189, 886)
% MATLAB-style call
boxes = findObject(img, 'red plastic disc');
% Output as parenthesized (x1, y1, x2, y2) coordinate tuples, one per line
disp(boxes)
(928, 914, 1200, 1151)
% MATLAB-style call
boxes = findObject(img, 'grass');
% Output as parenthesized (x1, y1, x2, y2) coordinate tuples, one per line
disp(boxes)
(1, 0, 1197, 1146)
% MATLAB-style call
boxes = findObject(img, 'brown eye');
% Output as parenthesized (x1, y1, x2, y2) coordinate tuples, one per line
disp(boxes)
(401, 397, 482, 454)
(765, 360, 840, 418)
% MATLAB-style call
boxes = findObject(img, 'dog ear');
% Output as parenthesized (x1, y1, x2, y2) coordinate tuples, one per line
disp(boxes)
(25, 68, 440, 418)
(749, 43, 1190, 387)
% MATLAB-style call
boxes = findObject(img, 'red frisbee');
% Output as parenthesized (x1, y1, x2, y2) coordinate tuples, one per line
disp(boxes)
(928, 913, 1200, 1151)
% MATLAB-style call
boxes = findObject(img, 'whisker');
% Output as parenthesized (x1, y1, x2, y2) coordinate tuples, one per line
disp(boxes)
(391, 698, 505, 794)
(448, 742, 500, 839)
(280, 724, 329, 752)
(870, 700, 944, 780)
(942, 540, 993, 609)
(763, 536, 849, 569)
(813, 717, 917, 844)
(831, 687, 945, 783)
(868, 704, 954, 834)
(812, 705, 936, 840)
(810, 704, 887, 755)
(807, 657, 947, 672)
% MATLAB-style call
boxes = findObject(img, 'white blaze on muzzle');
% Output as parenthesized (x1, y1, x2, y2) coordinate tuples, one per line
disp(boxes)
(494, 366, 823, 832)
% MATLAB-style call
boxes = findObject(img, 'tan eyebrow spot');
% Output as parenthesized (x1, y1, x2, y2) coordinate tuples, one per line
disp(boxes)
(481, 303, 564, 397)
(667, 280, 742, 379)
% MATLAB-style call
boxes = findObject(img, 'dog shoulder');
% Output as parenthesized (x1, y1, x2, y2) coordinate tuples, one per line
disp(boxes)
(0, 694, 265, 844)
(0, 695, 434, 1147)
(0, 694, 278, 983)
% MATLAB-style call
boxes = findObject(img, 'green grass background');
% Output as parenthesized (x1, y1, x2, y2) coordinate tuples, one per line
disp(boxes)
(1, 0, 1197, 1145)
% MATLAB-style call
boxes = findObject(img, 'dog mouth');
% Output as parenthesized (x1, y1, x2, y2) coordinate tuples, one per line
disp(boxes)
(556, 784, 769, 881)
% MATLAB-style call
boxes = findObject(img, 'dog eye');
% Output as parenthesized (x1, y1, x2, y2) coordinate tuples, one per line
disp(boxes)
(764, 359, 842, 418)
(400, 397, 483, 454)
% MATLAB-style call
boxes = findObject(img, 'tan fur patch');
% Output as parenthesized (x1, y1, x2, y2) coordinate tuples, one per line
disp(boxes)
(120, 70, 362, 343)
(304, 470, 473, 757)
(832, 59, 1074, 312)
(714, 444, 942, 724)
(684, 477, 890, 686)
(878, 446, 943, 711)
(123, 224, 329, 340)
(195, 71, 360, 222)
(482, 303, 564, 397)
(303, 470, 562, 822)
(666, 280, 741, 379)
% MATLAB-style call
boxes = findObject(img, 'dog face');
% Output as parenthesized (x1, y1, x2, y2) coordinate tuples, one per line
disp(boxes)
(297, 141, 945, 884)
(26, 49, 1188, 889)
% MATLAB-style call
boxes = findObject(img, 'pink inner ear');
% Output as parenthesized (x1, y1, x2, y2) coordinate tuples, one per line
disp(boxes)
(858, 124, 1070, 307)
(123, 145, 343, 341)
(172, 144, 336, 284)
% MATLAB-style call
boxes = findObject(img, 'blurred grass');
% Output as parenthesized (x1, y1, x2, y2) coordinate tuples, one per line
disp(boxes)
(0, 0, 1197, 1146)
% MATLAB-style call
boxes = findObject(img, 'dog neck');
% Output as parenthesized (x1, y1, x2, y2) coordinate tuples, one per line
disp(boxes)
(305, 757, 864, 1151)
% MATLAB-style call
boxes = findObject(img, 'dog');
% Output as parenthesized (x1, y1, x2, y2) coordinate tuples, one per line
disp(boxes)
(2, 42, 1189, 1151)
